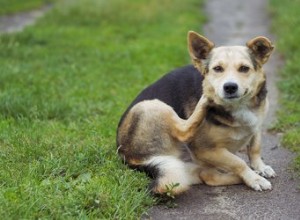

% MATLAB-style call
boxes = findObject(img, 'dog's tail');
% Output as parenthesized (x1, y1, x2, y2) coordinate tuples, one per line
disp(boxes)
(138, 155, 202, 195)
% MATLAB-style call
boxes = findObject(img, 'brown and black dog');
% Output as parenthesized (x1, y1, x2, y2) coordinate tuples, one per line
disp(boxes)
(117, 31, 275, 195)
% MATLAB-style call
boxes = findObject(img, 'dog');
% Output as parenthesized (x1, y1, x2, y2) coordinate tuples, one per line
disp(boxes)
(116, 31, 276, 195)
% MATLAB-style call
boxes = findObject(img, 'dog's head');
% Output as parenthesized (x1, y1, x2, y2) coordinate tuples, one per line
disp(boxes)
(188, 31, 274, 107)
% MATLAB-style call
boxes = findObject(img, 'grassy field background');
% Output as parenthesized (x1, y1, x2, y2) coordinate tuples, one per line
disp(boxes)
(270, 0, 300, 173)
(0, 0, 204, 218)
(1, 0, 297, 218)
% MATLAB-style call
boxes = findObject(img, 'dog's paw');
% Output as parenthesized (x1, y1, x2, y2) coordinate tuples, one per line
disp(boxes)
(243, 170, 272, 191)
(252, 163, 276, 178)
(255, 165, 276, 178)
(247, 175, 272, 191)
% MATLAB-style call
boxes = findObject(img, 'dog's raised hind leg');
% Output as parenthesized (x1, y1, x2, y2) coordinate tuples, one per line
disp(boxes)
(170, 96, 208, 142)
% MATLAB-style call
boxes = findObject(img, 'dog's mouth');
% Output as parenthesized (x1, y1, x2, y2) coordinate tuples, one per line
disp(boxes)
(222, 89, 249, 101)
(224, 94, 239, 99)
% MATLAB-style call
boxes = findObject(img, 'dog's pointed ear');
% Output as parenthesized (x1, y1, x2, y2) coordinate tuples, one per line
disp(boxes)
(188, 31, 214, 73)
(246, 36, 274, 65)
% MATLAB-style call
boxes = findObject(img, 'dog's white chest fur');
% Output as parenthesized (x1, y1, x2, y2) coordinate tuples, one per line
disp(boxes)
(232, 107, 260, 127)
(229, 107, 262, 142)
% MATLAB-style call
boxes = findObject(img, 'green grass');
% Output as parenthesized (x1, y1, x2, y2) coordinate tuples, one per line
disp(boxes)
(0, 0, 204, 218)
(270, 0, 300, 173)
(0, 0, 54, 15)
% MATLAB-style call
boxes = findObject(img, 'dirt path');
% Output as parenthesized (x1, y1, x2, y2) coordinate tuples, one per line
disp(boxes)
(147, 0, 300, 219)
(0, 5, 50, 34)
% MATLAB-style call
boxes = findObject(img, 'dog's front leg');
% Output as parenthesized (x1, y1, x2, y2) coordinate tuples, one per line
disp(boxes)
(247, 133, 276, 178)
(196, 148, 272, 191)
(172, 96, 208, 142)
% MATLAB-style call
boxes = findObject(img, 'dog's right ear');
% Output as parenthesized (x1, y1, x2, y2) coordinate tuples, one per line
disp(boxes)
(188, 31, 214, 73)
(246, 36, 274, 65)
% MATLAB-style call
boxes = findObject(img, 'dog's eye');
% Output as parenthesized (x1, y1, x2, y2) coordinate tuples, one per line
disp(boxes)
(239, 65, 250, 73)
(213, 66, 224, 73)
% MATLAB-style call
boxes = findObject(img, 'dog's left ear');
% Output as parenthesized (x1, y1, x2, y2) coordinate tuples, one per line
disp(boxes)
(246, 36, 274, 65)
(188, 31, 214, 73)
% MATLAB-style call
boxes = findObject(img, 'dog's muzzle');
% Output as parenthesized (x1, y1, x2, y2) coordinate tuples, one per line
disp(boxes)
(223, 82, 239, 99)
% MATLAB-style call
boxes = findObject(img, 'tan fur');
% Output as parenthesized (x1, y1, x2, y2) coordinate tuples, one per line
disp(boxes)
(117, 31, 276, 195)
(170, 95, 208, 142)
(199, 168, 242, 186)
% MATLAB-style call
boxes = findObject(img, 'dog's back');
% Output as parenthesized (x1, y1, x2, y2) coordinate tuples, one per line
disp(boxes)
(118, 65, 203, 127)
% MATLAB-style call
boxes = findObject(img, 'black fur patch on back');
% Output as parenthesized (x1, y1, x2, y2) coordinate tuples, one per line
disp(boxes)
(117, 65, 203, 127)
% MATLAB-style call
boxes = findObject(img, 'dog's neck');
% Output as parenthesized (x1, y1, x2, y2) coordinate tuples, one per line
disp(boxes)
(206, 104, 233, 126)
(206, 104, 262, 128)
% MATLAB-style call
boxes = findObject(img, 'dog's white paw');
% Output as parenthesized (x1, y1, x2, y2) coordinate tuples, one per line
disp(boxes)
(252, 163, 276, 178)
(254, 165, 276, 178)
(243, 170, 272, 191)
(248, 176, 272, 191)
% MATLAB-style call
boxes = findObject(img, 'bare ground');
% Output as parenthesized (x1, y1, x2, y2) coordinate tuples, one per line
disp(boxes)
(147, 0, 300, 219)
(0, 5, 50, 34)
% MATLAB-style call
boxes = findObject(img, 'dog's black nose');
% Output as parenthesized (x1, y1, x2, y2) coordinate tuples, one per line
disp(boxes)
(223, 82, 238, 95)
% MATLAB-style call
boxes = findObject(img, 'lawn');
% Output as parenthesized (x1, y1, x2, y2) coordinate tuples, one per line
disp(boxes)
(0, 0, 204, 218)
(270, 0, 300, 173)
